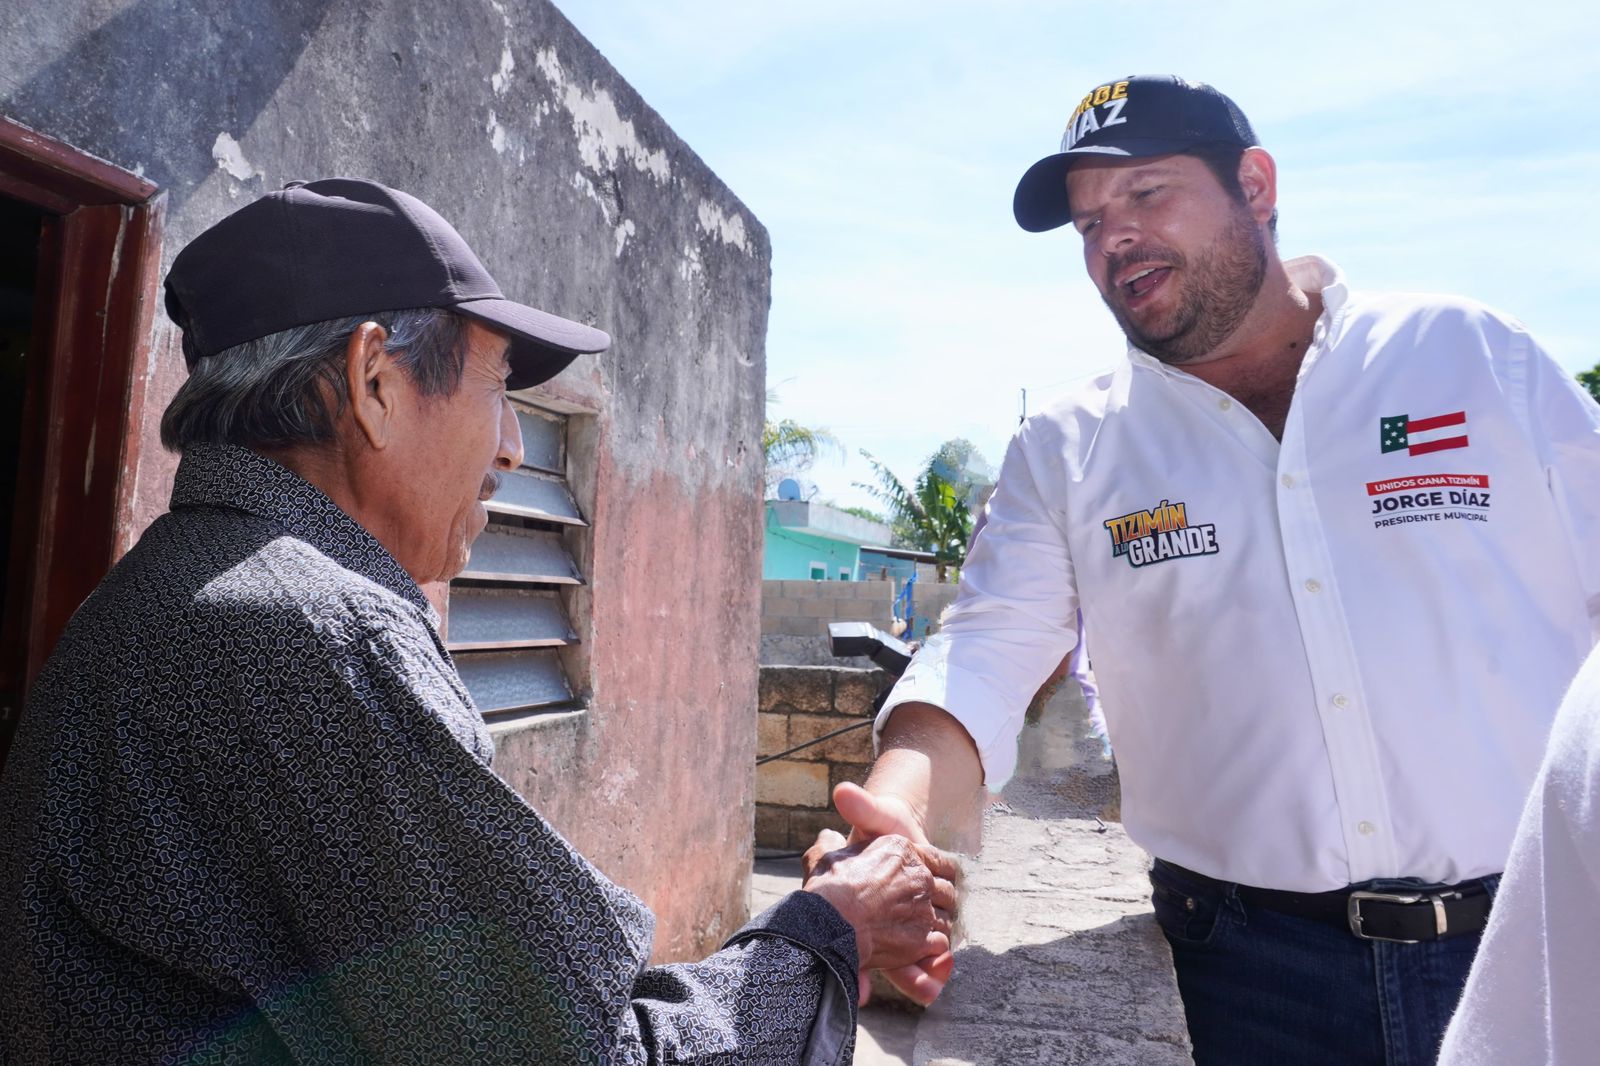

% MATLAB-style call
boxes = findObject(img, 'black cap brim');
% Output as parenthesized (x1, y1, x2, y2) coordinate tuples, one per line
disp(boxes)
(453, 297, 612, 389)
(1012, 137, 1214, 233)
(1013, 154, 1075, 233)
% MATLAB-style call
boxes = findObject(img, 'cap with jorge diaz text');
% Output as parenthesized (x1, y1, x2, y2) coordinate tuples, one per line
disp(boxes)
(163, 178, 610, 389)
(1012, 75, 1259, 233)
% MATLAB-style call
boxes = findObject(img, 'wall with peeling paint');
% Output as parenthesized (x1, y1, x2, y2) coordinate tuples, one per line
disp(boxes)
(2, 0, 768, 962)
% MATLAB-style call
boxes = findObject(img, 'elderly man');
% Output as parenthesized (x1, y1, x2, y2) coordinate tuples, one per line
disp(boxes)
(831, 76, 1600, 1064)
(0, 179, 955, 1064)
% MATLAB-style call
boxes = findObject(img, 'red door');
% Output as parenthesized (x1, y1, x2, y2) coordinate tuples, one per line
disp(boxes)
(0, 116, 163, 771)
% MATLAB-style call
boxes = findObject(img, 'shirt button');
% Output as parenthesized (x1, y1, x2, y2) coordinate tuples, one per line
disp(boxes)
(1332, 693, 1350, 709)
(1357, 821, 1377, 837)
(1281, 474, 1295, 488)
(1304, 578, 1322, 593)
(1218, 398, 1233, 411)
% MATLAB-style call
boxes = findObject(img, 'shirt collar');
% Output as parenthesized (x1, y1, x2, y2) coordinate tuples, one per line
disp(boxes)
(1286, 254, 1349, 350)
(1124, 253, 1350, 373)
(170, 443, 436, 620)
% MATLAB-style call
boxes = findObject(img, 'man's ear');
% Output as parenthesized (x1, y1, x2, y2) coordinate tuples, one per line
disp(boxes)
(345, 322, 399, 450)
(1237, 147, 1278, 227)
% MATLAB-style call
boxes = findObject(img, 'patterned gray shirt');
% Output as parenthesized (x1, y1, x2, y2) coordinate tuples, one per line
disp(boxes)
(0, 444, 857, 1065)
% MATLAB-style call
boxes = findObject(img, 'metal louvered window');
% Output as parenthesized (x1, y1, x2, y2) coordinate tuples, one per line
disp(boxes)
(448, 403, 586, 721)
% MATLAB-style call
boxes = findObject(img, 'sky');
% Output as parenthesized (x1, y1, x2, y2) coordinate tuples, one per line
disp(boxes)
(557, 0, 1600, 514)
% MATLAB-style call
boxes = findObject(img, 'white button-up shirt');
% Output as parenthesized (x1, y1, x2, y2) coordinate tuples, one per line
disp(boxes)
(880, 257, 1600, 892)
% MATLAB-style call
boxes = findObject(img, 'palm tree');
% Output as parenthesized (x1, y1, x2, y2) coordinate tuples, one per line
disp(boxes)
(856, 451, 973, 583)
(762, 391, 841, 497)
(764, 419, 833, 478)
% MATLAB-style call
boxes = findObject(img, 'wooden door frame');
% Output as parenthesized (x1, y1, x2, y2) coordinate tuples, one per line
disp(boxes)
(0, 116, 164, 766)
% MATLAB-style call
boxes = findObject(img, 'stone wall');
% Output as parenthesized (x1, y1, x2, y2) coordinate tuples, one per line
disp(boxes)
(755, 665, 890, 851)
(4, 0, 767, 962)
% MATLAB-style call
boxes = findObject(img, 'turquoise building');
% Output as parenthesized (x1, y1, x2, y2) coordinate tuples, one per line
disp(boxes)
(763, 500, 894, 581)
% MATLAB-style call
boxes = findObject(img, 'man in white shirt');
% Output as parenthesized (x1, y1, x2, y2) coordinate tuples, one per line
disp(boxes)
(828, 75, 1600, 1064)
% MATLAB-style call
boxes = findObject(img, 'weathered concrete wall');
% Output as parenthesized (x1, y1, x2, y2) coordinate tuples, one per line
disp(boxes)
(2, 0, 768, 960)
(755, 665, 888, 852)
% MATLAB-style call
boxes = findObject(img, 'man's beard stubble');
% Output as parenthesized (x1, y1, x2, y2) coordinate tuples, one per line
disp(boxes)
(1103, 206, 1268, 366)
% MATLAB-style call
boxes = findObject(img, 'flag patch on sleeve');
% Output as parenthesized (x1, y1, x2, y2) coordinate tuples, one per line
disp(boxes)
(1380, 411, 1469, 456)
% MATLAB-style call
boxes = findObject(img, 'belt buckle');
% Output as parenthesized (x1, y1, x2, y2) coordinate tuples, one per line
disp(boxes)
(1347, 889, 1425, 943)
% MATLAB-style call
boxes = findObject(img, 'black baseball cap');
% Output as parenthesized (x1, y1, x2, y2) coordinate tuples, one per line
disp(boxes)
(163, 178, 611, 389)
(1013, 75, 1258, 233)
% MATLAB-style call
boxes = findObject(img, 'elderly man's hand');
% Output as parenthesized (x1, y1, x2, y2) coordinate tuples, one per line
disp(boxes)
(801, 830, 960, 1004)
(820, 782, 961, 1004)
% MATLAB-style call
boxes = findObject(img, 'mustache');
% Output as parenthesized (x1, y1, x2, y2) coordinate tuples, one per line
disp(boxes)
(1107, 246, 1182, 281)
(479, 472, 502, 500)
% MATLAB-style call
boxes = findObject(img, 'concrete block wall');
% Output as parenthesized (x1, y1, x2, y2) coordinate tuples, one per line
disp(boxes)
(755, 665, 890, 851)
(911, 582, 960, 636)
(759, 577, 964, 666)
(760, 578, 896, 638)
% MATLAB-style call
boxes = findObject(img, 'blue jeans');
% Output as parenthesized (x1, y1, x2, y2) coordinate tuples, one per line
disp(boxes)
(1150, 860, 1498, 1066)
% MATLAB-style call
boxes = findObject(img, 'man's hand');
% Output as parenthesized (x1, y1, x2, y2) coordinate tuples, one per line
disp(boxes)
(816, 703, 985, 1004)
(831, 781, 926, 846)
(801, 831, 959, 1004)
(813, 786, 955, 1004)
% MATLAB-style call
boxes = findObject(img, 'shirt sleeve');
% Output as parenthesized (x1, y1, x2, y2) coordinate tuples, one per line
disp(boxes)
(1522, 328, 1600, 636)
(622, 891, 860, 1066)
(875, 423, 1081, 789)
(191, 601, 856, 1065)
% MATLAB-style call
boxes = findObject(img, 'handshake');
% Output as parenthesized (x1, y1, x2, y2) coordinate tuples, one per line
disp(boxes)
(799, 781, 963, 1006)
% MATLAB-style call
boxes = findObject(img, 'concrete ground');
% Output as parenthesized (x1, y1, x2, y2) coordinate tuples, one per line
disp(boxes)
(751, 681, 1193, 1065)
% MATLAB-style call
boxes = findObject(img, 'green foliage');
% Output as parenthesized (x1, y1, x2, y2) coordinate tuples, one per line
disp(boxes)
(1579, 363, 1600, 404)
(855, 450, 974, 582)
(762, 391, 841, 497)
(763, 418, 837, 470)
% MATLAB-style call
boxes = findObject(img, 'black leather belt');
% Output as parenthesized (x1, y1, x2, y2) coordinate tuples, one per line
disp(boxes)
(1162, 861, 1494, 943)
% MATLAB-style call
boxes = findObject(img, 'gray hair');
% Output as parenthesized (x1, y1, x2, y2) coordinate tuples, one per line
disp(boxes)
(160, 307, 468, 452)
